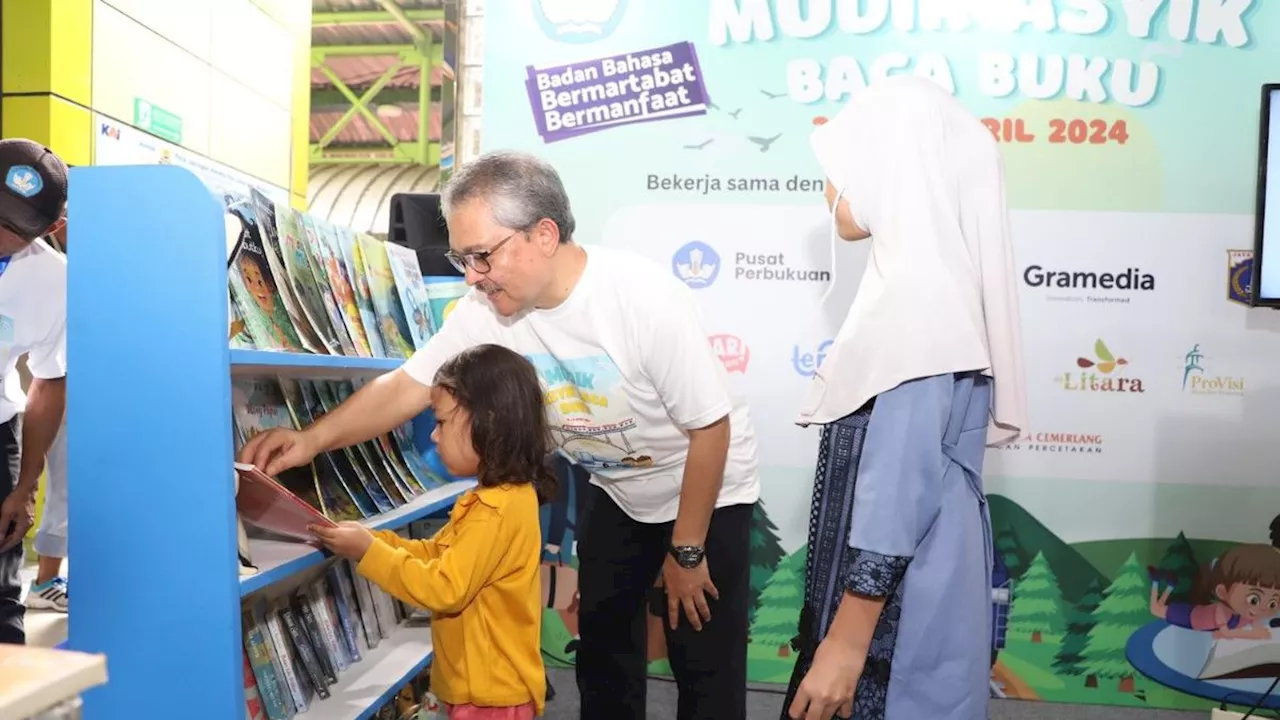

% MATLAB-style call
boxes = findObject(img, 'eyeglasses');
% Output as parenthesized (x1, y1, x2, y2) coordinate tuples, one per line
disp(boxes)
(444, 231, 518, 275)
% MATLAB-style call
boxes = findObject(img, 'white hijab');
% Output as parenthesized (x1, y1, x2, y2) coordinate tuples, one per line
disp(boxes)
(796, 76, 1028, 448)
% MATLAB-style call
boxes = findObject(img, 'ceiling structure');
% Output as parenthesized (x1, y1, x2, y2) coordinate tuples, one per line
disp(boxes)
(307, 0, 454, 235)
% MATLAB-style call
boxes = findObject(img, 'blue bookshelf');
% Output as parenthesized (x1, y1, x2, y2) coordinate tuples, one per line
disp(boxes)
(67, 165, 466, 719)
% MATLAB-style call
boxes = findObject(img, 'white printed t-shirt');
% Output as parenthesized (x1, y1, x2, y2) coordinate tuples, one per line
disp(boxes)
(0, 238, 66, 424)
(402, 244, 761, 524)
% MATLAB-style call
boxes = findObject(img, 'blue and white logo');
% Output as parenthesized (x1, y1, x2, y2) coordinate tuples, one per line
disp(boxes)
(792, 339, 833, 377)
(5, 166, 42, 198)
(533, 0, 627, 44)
(672, 241, 720, 289)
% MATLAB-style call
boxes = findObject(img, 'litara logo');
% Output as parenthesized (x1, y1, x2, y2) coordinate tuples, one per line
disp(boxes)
(709, 334, 749, 374)
(1181, 344, 1245, 396)
(1057, 339, 1144, 393)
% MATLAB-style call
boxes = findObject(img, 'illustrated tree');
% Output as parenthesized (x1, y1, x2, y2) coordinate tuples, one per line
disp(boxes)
(1080, 552, 1152, 692)
(1153, 532, 1200, 604)
(749, 546, 807, 658)
(748, 501, 787, 626)
(994, 524, 1031, 581)
(1053, 577, 1105, 678)
(1007, 551, 1067, 643)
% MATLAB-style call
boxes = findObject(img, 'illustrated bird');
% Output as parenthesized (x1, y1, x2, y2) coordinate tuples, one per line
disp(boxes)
(760, 89, 785, 100)
(728, 108, 743, 119)
(747, 134, 781, 152)
(707, 100, 721, 111)
(683, 139, 714, 150)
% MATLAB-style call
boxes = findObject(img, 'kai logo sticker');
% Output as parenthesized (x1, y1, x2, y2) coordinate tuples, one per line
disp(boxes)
(709, 334, 749, 374)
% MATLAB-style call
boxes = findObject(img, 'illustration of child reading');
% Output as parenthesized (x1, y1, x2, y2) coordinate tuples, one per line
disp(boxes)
(1150, 544, 1280, 640)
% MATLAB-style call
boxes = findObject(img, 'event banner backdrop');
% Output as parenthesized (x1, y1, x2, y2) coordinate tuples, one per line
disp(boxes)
(482, 1, 1280, 712)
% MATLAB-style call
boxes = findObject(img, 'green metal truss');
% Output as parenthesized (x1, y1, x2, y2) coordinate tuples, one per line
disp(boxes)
(309, 4, 445, 167)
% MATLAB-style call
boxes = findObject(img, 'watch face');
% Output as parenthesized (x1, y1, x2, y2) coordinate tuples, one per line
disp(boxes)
(674, 546, 704, 568)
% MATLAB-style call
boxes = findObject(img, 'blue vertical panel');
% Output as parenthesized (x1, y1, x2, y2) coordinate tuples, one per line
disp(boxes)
(67, 166, 241, 719)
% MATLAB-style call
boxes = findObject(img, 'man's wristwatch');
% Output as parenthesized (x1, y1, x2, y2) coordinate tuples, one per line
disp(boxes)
(668, 543, 706, 569)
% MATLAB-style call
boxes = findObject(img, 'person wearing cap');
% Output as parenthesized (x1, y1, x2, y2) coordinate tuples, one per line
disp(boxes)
(0, 138, 70, 643)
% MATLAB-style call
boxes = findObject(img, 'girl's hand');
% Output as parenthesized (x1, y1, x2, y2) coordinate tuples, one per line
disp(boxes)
(310, 521, 375, 561)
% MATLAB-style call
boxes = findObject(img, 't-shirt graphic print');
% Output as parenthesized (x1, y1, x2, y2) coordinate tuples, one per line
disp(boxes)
(526, 352, 653, 472)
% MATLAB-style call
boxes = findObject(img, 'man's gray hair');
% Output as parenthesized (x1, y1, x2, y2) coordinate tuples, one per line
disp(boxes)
(440, 151, 576, 243)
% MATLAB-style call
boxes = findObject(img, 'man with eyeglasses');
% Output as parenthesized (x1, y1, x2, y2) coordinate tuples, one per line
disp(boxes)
(241, 150, 762, 720)
(0, 138, 70, 643)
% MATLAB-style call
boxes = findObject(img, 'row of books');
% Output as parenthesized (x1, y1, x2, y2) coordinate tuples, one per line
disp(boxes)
(232, 376, 446, 524)
(241, 558, 429, 720)
(223, 187, 466, 359)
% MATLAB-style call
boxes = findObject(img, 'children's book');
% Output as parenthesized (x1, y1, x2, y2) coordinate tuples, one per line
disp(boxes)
(231, 378, 327, 514)
(330, 381, 421, 499)
(336, 227, 387, 358)
(423, 277, 469, 334)
(226, 194, 305, 351)
(312, 217, 372, 356)
(358, 234, 416, 359)
(275, 209, 343, 355)
(234, 464, 336, 543)
(310, 381, 411, 505)
(384, 241, 436, 350)
(296, 380, 404, 509)
(297, 214, 358, 356)
(250, 190, 327, 354)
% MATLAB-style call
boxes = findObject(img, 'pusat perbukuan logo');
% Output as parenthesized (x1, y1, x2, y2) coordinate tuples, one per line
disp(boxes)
(672, 241, 720, 289)
(1227, 250, 1253, 307)
(1057, 339, 1144, 393)
(533, 0, 627, 44)
(1181, 344, 1244, 396)
(709, 334, 749, 374)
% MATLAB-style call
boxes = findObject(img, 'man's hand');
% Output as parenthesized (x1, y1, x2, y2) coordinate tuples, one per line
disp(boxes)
(788, 635, 865, 720)
(661, 554, 719, 631)
(309, 521, 375, 561)
(239, 428, 320, 476)
(0, 485, 35, 553)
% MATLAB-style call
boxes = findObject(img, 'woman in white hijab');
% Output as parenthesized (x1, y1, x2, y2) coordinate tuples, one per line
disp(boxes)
(783, 76, 1028, 720)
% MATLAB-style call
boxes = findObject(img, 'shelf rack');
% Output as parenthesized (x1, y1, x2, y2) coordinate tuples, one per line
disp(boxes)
(67, 165, 465, 719)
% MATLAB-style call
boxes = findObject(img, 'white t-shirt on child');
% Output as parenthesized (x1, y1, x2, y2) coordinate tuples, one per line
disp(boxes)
(402, 243, 761, 524)
(0, 238, 66, 424)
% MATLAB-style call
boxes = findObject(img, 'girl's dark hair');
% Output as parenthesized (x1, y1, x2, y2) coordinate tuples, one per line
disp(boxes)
(433, 344, 556, 503)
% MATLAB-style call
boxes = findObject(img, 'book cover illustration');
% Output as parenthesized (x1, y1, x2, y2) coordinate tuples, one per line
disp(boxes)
(423, 278, 469, 334)
(231, 377, 327, 516)
(311, 380, 412, 505)
(275, 208, 343, 355)
(256, 597, 311, 713)
(274, 377, 377, 520)
(297, 379, 405, 509)
(331, 380, 422, 499)
(242, 648, 267, 720)
(309, 379, 409, 502)
(226, 194, 305, 351)
(249, 189, 327, 354)
(225, 199, 254, 349)
(297, 213, 357, 356)
(235, 464, 338, 543)
(243, 609, 293, 720)
(311, 217, 372, 357)
(384, 241, 436, 350)
(336, 226, 387, 358)
(357, 234, 416, 359)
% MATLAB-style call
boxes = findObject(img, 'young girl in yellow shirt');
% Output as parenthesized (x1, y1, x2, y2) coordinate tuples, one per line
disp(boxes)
(311, 343, 551, 719)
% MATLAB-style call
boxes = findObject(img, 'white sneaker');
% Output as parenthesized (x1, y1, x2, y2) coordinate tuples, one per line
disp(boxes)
(25, 577, 68, 613)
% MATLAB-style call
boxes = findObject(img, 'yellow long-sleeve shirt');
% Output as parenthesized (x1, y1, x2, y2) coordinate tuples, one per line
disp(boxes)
(356, 483, 545, 715)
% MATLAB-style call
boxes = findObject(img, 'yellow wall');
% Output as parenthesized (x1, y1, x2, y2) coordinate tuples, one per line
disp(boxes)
(1, 0, 311, 199)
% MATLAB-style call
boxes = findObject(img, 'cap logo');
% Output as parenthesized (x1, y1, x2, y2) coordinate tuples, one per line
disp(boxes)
(5, 166, 42, 198)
